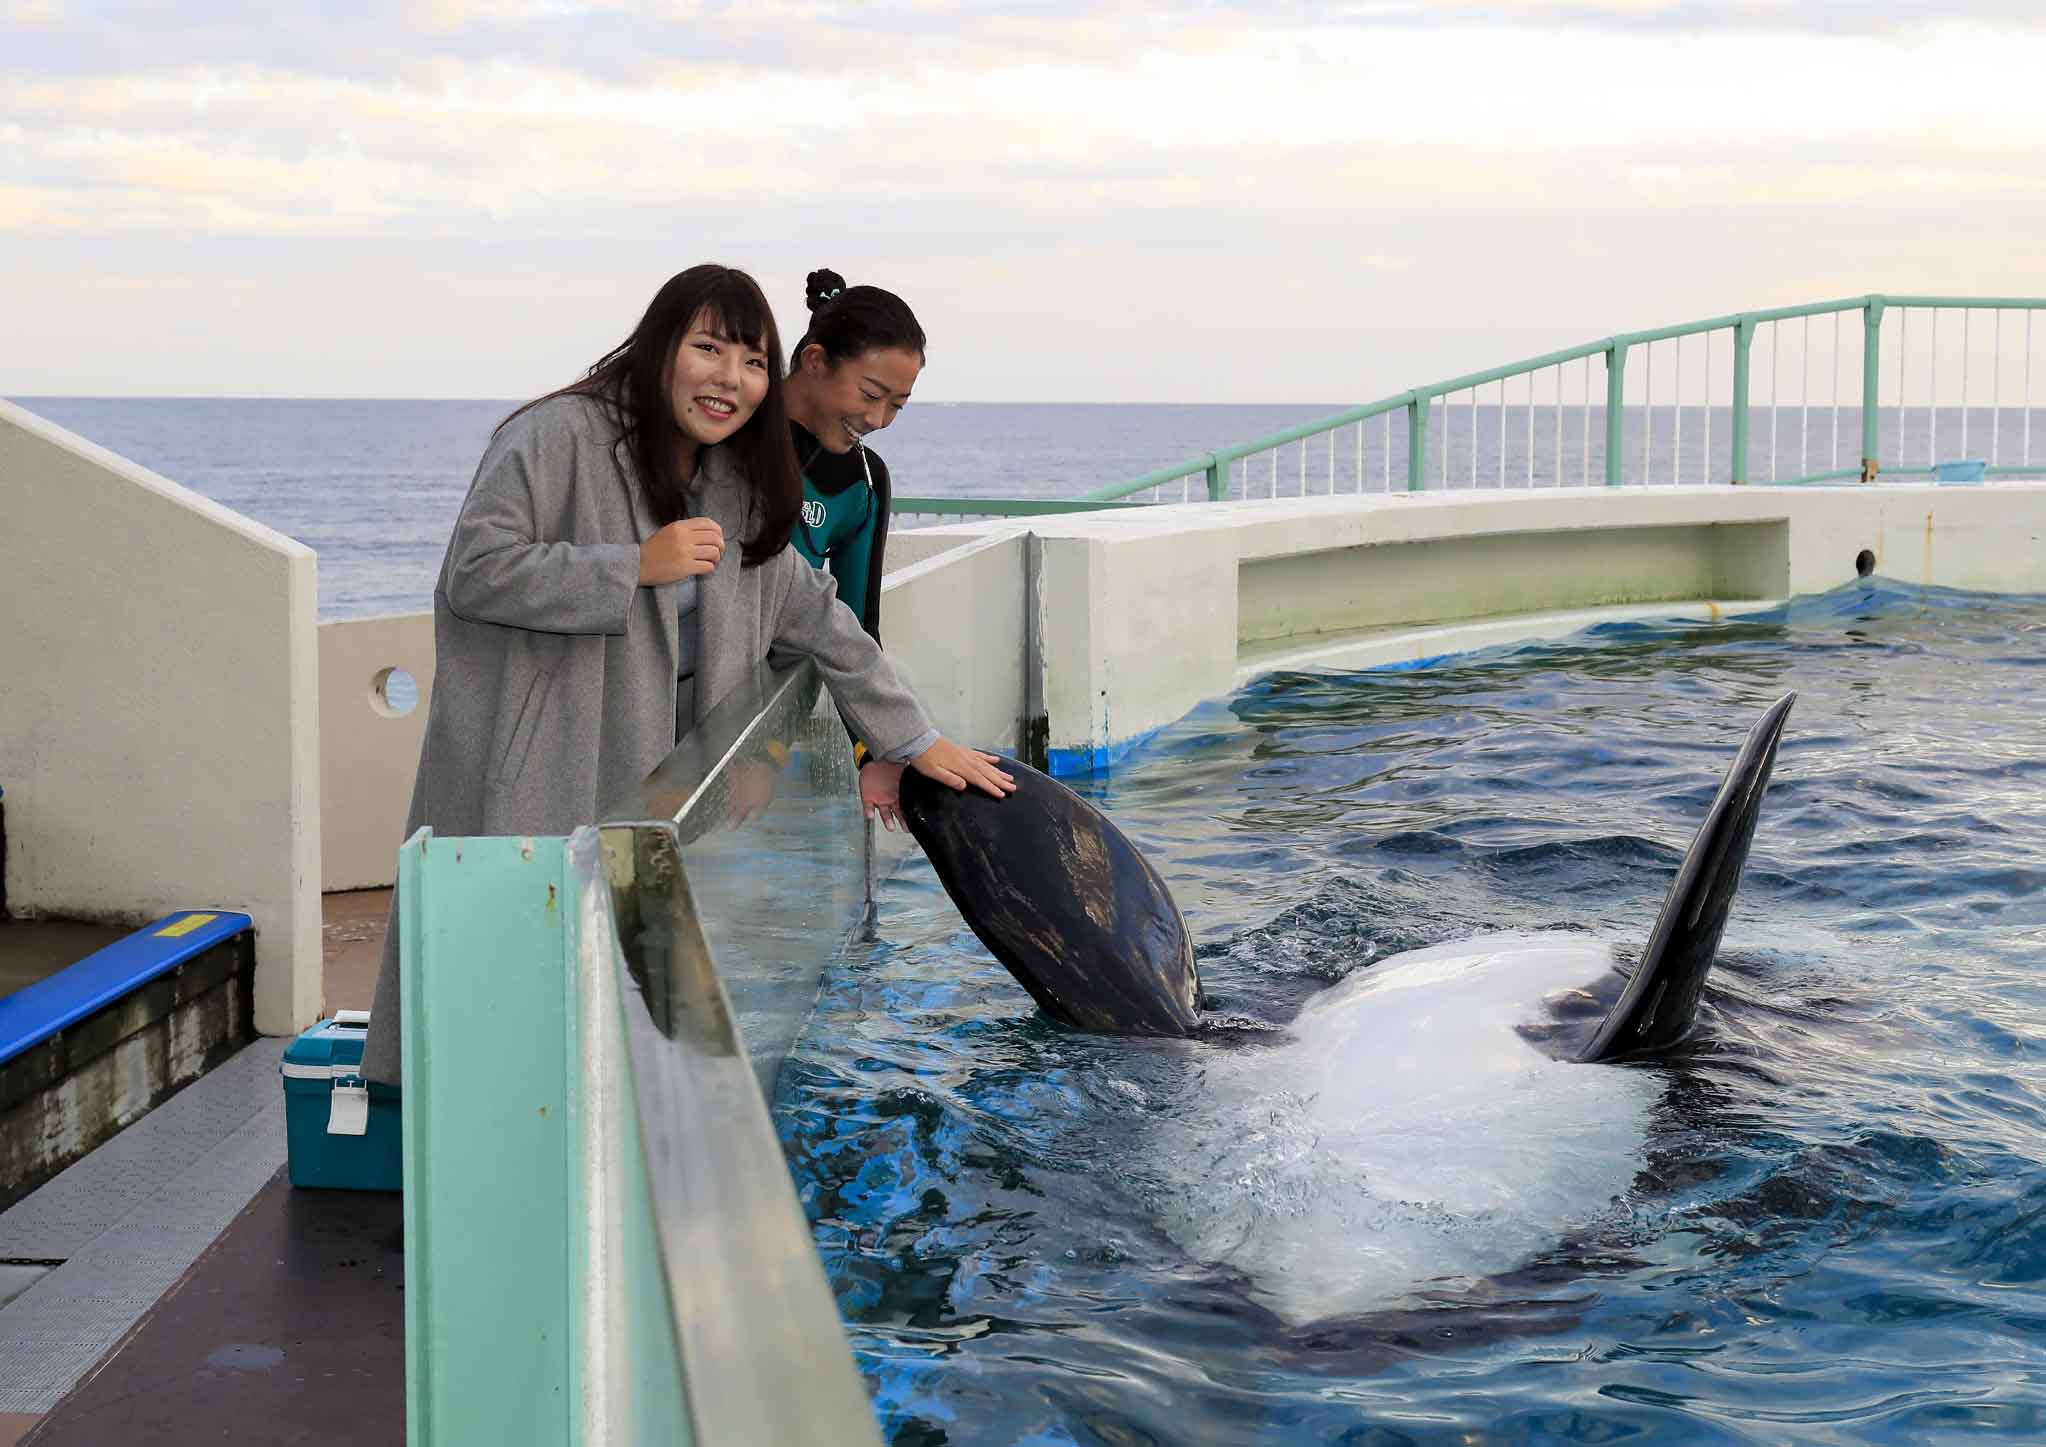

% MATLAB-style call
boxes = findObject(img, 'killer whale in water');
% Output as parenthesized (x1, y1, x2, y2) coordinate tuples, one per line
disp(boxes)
(900, 692, 1797, 1323)
(898, 691, 1795, 1062)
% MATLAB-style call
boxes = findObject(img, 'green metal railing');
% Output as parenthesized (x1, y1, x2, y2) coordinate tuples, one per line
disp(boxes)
(892, 295, 2046, 524)
(890, 496, 1144, 525)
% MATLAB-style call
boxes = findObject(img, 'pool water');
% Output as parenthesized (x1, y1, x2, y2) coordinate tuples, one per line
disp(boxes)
(771, 581, 2046, 1445)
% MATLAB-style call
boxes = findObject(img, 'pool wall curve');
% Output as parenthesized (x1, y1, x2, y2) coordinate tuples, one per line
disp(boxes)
(889, 480, 2046, 772)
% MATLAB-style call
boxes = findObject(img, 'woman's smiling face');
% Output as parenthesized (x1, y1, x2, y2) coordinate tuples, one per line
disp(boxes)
(668, 309, 771, 447)
(794, 344, 923, 454)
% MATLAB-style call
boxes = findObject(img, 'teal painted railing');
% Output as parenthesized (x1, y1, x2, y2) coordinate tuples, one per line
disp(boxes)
(892, 295, 2046, 523)
(891, 496, 1144, 524)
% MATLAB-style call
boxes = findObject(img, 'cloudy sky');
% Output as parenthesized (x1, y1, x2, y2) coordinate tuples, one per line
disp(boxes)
(4, 1, 2044, 402)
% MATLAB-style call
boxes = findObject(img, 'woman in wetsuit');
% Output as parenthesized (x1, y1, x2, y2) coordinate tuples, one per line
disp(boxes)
(783, 268, 926, 831)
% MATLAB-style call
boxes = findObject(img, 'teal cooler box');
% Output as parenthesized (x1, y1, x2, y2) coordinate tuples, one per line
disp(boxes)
(281, 1010, 402, 1191)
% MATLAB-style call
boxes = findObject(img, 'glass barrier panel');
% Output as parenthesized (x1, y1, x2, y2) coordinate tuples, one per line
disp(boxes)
(596, 659, 882, 1444)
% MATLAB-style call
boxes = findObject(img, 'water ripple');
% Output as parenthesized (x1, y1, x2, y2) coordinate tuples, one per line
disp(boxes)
(775, 581, 2046, 1445)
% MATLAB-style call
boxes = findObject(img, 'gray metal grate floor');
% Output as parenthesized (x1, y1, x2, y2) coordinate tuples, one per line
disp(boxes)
(0, 1038, 287, 1414)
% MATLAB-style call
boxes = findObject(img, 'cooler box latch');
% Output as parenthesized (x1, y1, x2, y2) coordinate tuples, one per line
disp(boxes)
(329, 1073, 370, 1136)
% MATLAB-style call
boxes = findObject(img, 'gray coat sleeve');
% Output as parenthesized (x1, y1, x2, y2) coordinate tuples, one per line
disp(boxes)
(442, 415, 644, 635)
(768, 549, 937, 760)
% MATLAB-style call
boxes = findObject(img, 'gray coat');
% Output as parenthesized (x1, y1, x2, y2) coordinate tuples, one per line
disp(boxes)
(361, 394, 933, 1084)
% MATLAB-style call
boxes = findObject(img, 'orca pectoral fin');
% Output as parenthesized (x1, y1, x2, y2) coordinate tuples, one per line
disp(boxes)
(1577, 692, 1796, 1063)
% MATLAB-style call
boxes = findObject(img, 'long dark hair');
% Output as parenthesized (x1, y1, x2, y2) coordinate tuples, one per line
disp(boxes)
(790, 267, 927, 371)
(507, 264, 802, 567)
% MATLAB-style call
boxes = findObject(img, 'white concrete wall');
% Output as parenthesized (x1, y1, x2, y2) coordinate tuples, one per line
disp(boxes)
(877, 528, 1030, 755)
(297, 481, 2046, 851)
(1238, 520, 1790, 642)
(1036, 526, 1239, 771)
(0, 399, 322, 1035)
(882, 528, 978, 572)
(319, 613, 436, 892)
(1778, 485, 2043, 595)
(891, 482, 2046, 770)
(1213, 483, 2039, 600)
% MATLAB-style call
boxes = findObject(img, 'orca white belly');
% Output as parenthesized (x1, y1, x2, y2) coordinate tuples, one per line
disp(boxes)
(1146, 934, 1660, 1325)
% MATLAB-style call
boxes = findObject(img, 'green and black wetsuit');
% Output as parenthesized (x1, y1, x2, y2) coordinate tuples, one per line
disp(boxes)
(790, 421, 894, 763)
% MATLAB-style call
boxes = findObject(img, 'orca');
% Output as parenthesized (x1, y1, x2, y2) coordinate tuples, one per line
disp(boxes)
(898, 692, 1797, 1323)
(898, 741, 1200, 1036)
(900, 693, 1795, 1064)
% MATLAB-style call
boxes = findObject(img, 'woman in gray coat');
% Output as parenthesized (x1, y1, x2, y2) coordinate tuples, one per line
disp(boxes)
(360, 264, 1012, 1085)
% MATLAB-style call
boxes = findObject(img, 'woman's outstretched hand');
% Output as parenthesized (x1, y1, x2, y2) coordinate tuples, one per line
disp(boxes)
(639, 518, 724, 584)
(860, 759, 908, 831)
(724, 756, 780, 829)
(910, 740, 1016, 800)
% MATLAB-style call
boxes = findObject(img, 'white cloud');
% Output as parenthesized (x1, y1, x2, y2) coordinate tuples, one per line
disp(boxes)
(1, 6, 2043, 399)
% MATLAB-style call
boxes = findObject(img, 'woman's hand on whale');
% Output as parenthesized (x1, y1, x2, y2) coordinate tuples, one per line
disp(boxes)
(911, 740, 1015, 800)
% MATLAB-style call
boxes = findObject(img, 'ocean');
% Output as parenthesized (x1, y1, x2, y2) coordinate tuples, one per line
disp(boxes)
(6, 397, 1341, 621)
(19, 396, 2038, 623)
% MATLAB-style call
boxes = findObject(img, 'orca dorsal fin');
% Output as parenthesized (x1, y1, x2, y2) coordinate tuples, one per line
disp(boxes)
(1577, 692, 1796, 1063)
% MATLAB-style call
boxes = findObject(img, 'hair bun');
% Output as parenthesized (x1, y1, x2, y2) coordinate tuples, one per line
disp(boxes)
(804, 268, 848, 313)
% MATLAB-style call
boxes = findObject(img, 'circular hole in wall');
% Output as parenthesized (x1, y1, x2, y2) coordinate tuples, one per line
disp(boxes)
(371, 666, 419, 718)
(1854, 549, 1876, 578)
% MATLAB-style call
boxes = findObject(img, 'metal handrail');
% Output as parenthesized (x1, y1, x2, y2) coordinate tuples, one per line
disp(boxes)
(890, 495, 1143, 526)
(892, 496, 1143, 516)
(887, 294, 2046, 513)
